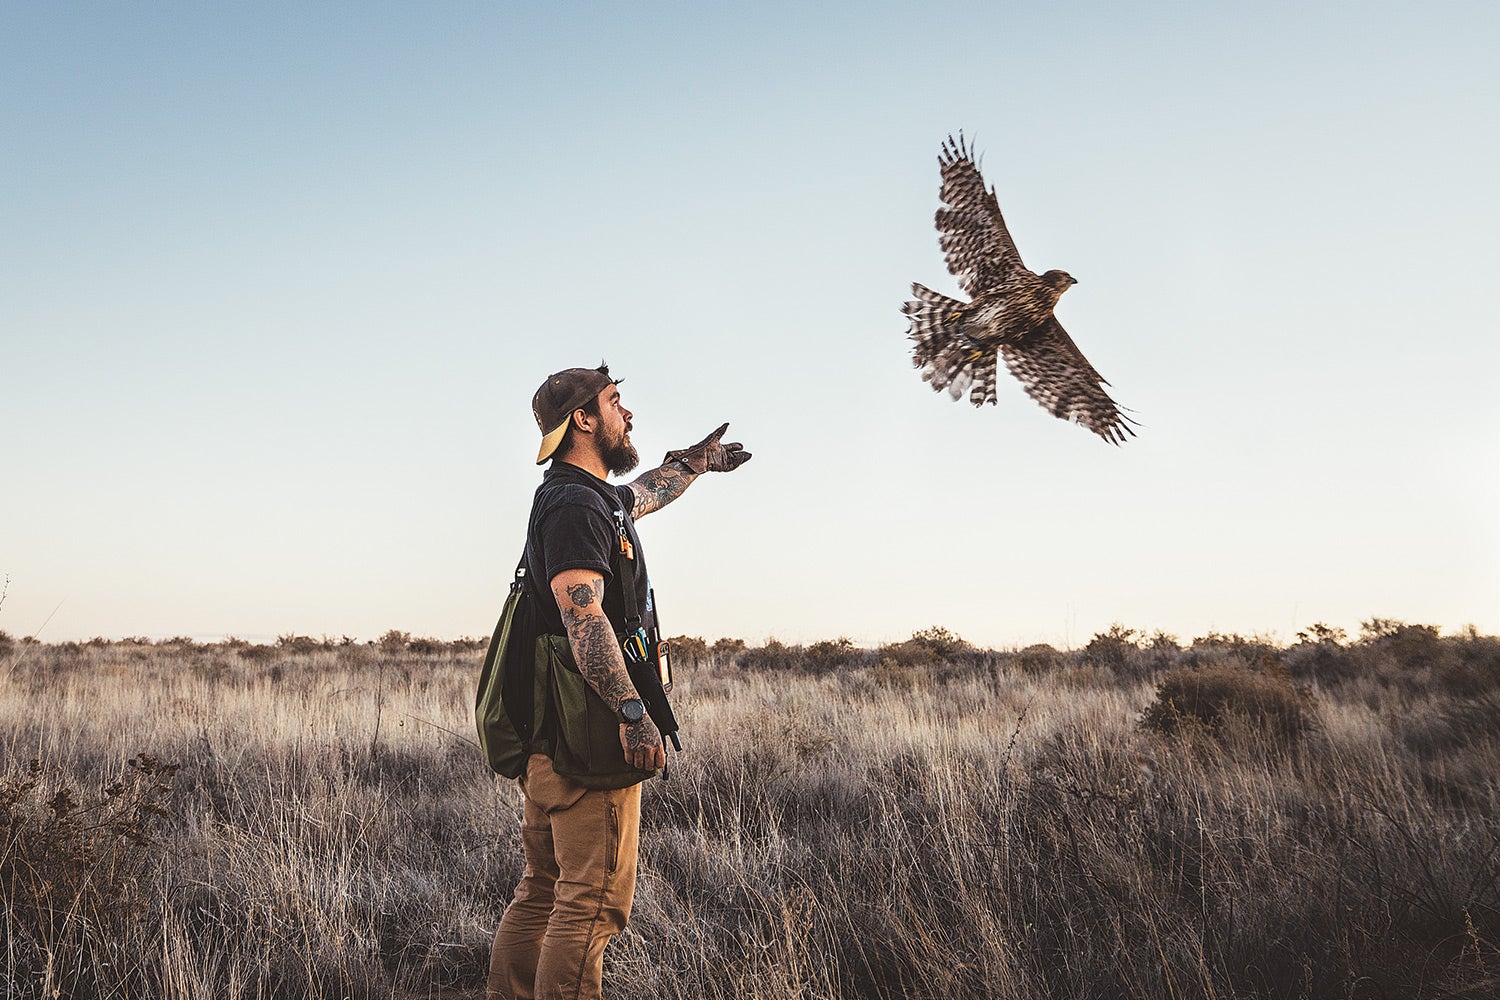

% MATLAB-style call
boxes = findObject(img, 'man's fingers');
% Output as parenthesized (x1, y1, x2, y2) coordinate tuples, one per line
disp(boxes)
(692, 422, 729, 450)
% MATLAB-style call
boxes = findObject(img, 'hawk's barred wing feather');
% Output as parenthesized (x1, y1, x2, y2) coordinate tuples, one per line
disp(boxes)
(937, 133, 1025, 297)
(999, 318, 1136, 444)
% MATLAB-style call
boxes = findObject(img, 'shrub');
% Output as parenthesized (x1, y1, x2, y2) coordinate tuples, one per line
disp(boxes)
(879, 626, 975, 669)
(1361, 619, 1445, 670)
(1141, 660, 1317, 742)
(735, 638, 800, 672)
(1285, 638, 1357, 687)
(1082, 624, 1170, 678)
(377, 630, 412, 653)
(709, 637, 746, 667)
(1084, 623, 1139, 669)
(1016, 643, 1065, 674)
(803, 637, 870, 674)
(408, 636, 446, 655)
(909, 625, 972, 659)
(276, 634, 322, 654)
(236, 643, 276, 662)
(666, 636, 708, 670)
(1296, 622, 1347, 645)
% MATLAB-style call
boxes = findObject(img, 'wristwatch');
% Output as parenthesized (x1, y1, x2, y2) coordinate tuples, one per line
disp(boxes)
(617, 698, 645, 724)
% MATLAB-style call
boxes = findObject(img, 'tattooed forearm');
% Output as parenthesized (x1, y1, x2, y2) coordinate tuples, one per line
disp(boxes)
(551, 571, 636, 708)
(627, 461, 697, 519)
(564, 612, 638, 707)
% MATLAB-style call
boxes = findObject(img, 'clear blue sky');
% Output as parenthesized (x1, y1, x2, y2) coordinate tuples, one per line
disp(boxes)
(3, 1, 1497, 647)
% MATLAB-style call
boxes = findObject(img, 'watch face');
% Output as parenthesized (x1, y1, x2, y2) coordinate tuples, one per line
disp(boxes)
(621, 699, 645, 723)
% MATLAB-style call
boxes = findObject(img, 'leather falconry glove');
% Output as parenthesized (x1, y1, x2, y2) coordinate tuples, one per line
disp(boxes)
(664, 422, 751, 474)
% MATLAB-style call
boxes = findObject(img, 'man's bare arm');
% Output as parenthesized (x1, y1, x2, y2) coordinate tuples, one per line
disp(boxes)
(550, 568, 665, 770)
(626, 462, 698, 519)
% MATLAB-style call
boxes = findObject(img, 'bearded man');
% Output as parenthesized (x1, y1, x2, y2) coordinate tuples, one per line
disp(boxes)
(487, 364, 750, 1000)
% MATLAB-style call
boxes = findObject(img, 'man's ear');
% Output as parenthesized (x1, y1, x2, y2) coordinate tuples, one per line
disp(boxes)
(571, 409, 595, 434)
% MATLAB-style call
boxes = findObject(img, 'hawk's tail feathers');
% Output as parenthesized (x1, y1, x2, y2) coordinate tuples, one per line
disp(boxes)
(903, 284, 994, 406)
(968, 354, 998, 407)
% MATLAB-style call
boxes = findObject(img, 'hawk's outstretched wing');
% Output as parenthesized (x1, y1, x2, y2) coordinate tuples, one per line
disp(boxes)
(999, 318, 1136, 445)
(936, 133, 1026, 297)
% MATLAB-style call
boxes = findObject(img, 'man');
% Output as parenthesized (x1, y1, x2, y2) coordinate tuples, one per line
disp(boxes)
(487, 364, 750, 1000)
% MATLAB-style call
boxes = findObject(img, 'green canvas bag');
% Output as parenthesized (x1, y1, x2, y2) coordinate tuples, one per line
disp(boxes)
(476, 566, 654, 790)
(475, 567, 538, 779)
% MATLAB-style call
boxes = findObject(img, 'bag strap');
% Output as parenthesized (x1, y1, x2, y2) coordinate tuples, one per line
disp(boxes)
(606, 506, 642, 628)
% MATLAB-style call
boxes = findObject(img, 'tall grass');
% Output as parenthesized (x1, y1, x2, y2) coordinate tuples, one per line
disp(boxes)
(0, 624, 1496, 998)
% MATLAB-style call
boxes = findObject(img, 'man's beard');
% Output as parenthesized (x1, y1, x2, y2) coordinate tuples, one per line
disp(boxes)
(602, 430, 639, 476)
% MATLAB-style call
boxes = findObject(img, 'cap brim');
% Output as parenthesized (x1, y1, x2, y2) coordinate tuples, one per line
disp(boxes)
(536, 420, 569, 464)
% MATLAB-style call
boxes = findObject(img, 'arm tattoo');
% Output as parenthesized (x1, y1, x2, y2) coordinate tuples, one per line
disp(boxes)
(564, 612, 638, 707)
(554, 574, 637, 708)
(623, 715, 659, 755)
(627, 462, 697, 518)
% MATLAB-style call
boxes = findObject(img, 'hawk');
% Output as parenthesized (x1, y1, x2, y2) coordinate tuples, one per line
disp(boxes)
(903, 134, 1136, 444)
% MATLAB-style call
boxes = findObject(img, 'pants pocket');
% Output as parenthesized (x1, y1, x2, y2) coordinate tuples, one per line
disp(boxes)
(606, 803, 619, 875)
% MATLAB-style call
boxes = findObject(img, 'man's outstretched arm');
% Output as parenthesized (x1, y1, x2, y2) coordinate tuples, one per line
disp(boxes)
(627, 422, 751, 519)
(626, 462, 698, 519)
(550, 568, 665, 771)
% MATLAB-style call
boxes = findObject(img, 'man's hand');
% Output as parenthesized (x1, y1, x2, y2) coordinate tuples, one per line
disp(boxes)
(664, 422, 751, 475)
(620, 718, 666, 771)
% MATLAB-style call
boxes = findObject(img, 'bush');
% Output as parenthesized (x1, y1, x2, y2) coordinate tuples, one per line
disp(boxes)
(803, 637, 870, 674)
(1015, 643, 1065, 674)
(666, 636, 708, 670)
(735, 638, 800, 672)
(1082, 624, 1173, 678)
(377, 630, 412, 653)
(1084, 623, 1139, 669)
(408, 636, 447, 655)
(709, 637, 746, 667)
(878, 626, 975, 669)
(276, 634, 322, 654)
(1141, 660, 1317, 742)
(1185, 631, 1282, 668)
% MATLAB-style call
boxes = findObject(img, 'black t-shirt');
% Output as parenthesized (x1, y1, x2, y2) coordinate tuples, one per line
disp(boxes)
(524, 461, 653, 637)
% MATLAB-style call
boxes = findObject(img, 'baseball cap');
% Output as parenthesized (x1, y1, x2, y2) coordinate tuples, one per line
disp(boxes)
(531, 364, 620, 464)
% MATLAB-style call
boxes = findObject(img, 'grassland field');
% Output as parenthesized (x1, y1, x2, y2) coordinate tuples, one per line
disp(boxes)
(1, 622, 1497, 999)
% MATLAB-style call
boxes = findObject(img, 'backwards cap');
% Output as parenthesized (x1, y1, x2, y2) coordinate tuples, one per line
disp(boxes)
(530, 364, 621, 464)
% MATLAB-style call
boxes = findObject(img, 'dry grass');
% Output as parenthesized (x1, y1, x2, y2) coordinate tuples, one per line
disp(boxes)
(1, 624, 1497, 998)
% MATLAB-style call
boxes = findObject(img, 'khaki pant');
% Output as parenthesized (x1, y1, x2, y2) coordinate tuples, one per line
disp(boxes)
(488, 754, 642, 1000)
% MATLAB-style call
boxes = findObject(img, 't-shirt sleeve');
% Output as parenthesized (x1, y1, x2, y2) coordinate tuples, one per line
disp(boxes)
(538, 488, 617, 588)
(615, 482, 637, 519)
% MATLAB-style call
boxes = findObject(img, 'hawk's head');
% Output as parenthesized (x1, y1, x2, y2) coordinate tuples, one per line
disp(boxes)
(1041, 270, 1078, 292)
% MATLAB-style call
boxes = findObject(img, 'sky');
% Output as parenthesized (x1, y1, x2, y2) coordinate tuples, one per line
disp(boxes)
(2, 1, 1497, 649)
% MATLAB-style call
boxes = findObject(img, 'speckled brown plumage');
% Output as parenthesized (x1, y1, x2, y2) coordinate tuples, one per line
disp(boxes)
(903, 134, 1136, 444)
